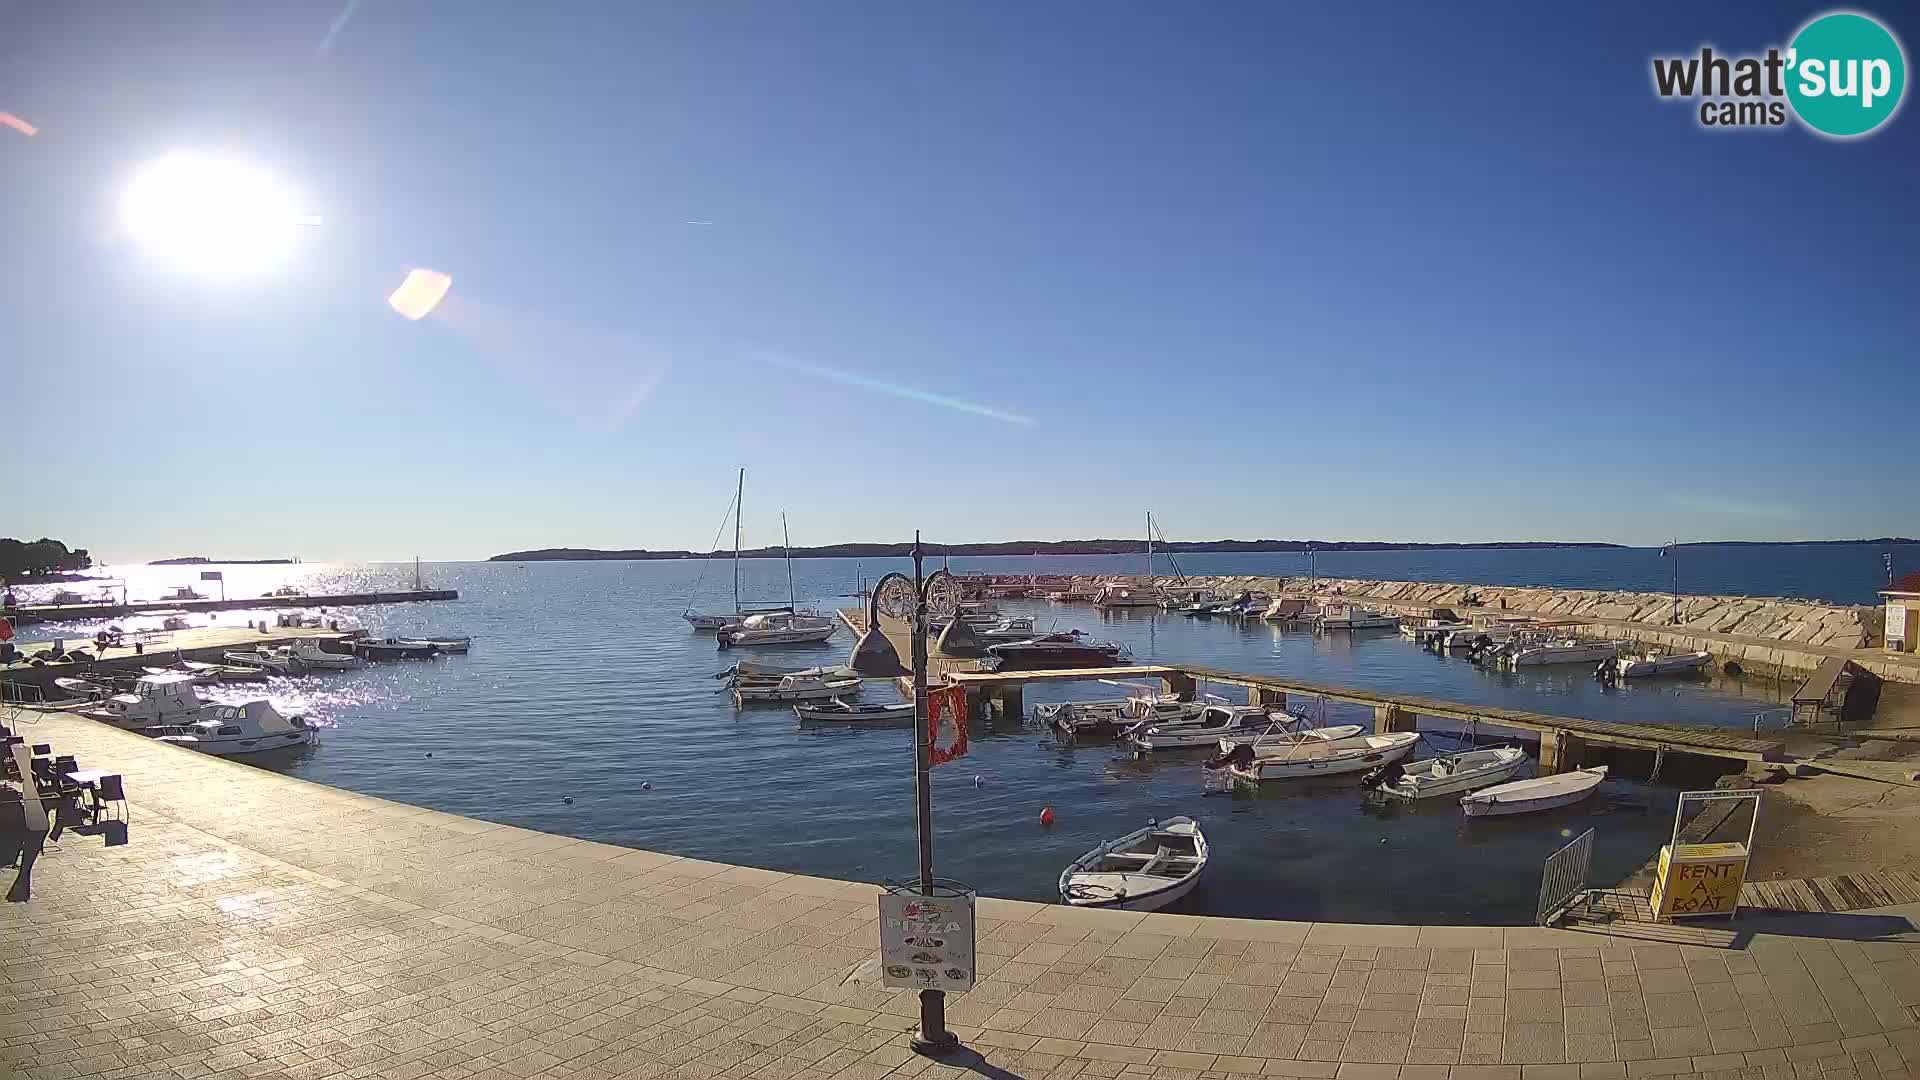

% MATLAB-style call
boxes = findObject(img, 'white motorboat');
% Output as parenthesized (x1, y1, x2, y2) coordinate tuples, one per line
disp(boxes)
(726, 659, 856, 681)
(1224, 731, 1419, 782)
(1365, 746, 1528, 800)
(1461, 765, 1607, 817)
(1039, 694, 1197, 737)
(150, 700, 317, 756)
(175, 660, 270, 682)
(721, 611, 838, 646)
(1059, 817, 1208, 912)
(1092, 581, 1163, 608)
(224, 646, 300, 674)
(1402, 619, 1473, 641)
(1316, 605, 1397, 630)
(1610, 651, 1712, 678)
(1213, 709, 1368, 756)
(288, 640, 363, 670)
(160, 586, 207, 601)
(734, 673, 862, 703)
(82, 672, 210, 728)
(53, 676, 113, 700)
(793, 699, 915, 723)
(1129, 704, 1274, 752)
(1503, 639, 1622, 667)
(397, 635, 471, 654)
(971, 617, 1039, 642)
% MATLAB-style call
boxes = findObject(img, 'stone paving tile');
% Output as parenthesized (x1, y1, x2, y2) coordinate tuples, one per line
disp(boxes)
(8, 711, 1920, 1080)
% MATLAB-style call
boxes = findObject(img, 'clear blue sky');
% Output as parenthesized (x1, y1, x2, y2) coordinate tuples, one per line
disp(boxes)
(3, 2, 1915, 562)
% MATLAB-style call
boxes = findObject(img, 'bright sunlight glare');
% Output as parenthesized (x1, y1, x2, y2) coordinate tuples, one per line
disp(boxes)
(120, 151, 310, 274)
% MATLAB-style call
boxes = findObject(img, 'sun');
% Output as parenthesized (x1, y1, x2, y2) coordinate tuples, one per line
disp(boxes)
(120, 151, 312, 274)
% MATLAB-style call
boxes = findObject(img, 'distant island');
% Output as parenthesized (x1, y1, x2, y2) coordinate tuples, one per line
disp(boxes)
(491, 539, 1627, 562)
(1673, 538, 1917, 548)
(149, 556, 298, 565)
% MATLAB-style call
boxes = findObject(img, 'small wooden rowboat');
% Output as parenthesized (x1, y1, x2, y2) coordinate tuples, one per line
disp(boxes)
(793, 699, 914, 723)
(1461, 765, 1608, 817)
(1059, 817, 1209, 912)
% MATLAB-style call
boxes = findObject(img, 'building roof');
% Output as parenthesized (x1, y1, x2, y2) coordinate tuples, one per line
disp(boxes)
(1888, 570, 1920, 596)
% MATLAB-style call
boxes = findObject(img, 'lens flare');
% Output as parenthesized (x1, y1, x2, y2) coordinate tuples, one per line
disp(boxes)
(388, 268, 453, 320)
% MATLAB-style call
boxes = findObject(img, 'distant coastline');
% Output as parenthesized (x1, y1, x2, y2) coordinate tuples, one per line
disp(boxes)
(490, 539, 1628, 562)
(148, 556, 297, 565)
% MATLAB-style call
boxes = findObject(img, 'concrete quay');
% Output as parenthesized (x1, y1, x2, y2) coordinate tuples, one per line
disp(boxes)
(1, 625, 349, 687)
(9, 711, 1920, 1080)
(1, 589, 459, 627)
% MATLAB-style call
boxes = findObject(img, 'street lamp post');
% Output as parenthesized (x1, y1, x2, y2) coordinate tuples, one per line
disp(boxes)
(848, 533, 960, 1056)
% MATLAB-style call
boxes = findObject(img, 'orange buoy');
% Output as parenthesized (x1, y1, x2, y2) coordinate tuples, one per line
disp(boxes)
(1039, 806, 1055, 826)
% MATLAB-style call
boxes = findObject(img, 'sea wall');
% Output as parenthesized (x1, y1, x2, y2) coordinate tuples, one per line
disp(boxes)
(1152, 575, 1880, 651)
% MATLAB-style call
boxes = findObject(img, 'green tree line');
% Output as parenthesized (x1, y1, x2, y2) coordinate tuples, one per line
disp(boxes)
(0, 538, 93, 579)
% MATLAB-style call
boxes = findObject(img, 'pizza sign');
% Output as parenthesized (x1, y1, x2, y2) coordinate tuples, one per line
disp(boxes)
(878, 891, 975, 991)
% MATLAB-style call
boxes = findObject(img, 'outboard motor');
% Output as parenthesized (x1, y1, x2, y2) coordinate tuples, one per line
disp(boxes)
(1360, 760, 1405, 789)
(1205, 742, 1257, 771)
(1594, 657, 1619, 687)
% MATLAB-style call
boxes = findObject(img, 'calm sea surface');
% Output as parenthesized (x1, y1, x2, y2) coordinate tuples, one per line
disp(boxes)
(16, 544, 1907, 924)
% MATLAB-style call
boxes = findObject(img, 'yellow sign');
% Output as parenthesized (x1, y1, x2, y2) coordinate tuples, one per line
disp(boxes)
(1650, 842, 1749, 918)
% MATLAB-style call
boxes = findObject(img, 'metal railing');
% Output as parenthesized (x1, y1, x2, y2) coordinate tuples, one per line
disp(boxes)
(1537, 827, 1596, 925)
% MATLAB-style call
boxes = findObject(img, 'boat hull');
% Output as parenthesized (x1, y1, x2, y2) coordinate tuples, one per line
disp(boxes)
(723, 626, 837, 646)
(793, 703, 914, 722)
(1377, 749, 1527, 800)
(156, 730, 316, 755)
(1063, 869, 1203, 912)
(1461, 766, 1608, 817)
(1228, 733, 1418, 781)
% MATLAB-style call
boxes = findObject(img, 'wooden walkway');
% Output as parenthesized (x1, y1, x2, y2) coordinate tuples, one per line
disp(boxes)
(1741, 870, 1920, 913)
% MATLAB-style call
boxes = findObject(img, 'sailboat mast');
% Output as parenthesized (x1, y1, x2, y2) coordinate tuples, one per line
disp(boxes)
(1145, 511, 1153, 580)
(783, 513, 797, 610)
(732, 468, 744, 611)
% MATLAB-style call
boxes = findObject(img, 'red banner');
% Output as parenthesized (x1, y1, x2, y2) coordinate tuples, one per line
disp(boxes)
(928, 685, 969, 765)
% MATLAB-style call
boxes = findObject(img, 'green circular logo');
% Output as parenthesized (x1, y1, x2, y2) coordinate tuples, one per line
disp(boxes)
(1787, 12, 1907, 137)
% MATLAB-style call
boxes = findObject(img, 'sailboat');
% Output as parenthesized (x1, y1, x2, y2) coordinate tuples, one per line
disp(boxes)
(683, 469, 799, 631)
(718, 513, 837, 647)
(1093, 511, 1166, 608)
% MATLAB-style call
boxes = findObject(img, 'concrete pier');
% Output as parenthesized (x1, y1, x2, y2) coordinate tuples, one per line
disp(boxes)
(0, 587, 458, 626)
(8, 709, 1920, 1079)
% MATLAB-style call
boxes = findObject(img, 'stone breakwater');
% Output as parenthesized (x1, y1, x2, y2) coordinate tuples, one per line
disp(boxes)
(985, 573, 1903, 680)
(1157, 575, 1878, 651)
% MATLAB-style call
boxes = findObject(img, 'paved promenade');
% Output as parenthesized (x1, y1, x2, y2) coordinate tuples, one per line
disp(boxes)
(7, 710, 1920, 1080)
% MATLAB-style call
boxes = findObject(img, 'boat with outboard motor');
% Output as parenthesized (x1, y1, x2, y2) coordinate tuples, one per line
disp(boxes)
(1220, 730, 1419, 782)
(1363, 746, 1528, 800)
(1128, 704, 1276, 753)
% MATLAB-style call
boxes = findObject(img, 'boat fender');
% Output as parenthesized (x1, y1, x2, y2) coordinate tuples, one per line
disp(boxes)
(562, 797, 574, 805)
(642, 782, 652, 791)
(1039, 806, 1055, 826)
(974, 775, 984, 787)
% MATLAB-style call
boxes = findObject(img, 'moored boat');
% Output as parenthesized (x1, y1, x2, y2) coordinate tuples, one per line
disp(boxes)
(150, 700, 317, 756)
(1501, 638, 1622, 668)
(733, 672, 862, 703)
(1059, 817, 1208, 912)
(1223, 730, 1419, 782)
(397, 635, 471, 654)
(987, 633, 1129, 670)
(1364, 746, 1528, 800)
(223, 646, 300, 673)
(1128, 704, 1272, 752)
(793, 699, 914, 723)
(350, 638, 441, 661)
(720, 611, 838, 647)
(82, 672, 210, 728)
(1603, 651, 1712, 679)
(289, 640, 364, 670)
(1316, 605, 1397, 630)
(1461, 765, 1608, 817)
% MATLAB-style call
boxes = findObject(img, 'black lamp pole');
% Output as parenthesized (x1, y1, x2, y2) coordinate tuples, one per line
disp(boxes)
(851, 534, 958, 1055)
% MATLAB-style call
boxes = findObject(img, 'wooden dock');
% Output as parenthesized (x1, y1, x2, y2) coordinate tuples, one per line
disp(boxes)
(838, 608, 1786, 769)
(1, 588, 458, 626)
